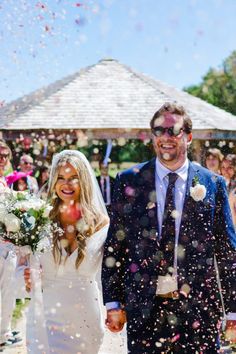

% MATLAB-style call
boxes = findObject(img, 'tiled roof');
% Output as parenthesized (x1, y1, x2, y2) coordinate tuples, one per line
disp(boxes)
(1, 58, 236, 131)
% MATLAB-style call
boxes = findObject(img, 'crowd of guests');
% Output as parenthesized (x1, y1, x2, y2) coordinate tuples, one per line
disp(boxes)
(205, 148, 236, 227)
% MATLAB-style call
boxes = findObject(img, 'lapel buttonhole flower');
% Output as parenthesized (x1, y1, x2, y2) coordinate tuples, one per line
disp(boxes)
(190, 176, 206, 202)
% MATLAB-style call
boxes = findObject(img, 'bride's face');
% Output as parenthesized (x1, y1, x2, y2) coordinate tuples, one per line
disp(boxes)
(55, 162, 80, 203)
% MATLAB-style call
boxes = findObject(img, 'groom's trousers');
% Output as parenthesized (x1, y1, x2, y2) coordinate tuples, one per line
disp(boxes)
(127, 295, 221, 354)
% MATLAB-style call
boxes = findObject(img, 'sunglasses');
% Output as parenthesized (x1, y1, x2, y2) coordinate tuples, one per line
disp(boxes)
(152, 126, 184, 137)
(23, 161, 33, 165)
(0, 154, 9, 159)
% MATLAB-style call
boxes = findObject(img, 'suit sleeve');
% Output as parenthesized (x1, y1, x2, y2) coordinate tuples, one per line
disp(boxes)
(214, 176, 236, 313)
(102, 173, 128, 306)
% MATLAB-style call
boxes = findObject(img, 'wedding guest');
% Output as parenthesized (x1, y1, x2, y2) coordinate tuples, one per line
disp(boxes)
(205, 148, 223, 174)
(97, 161, 115, 212)
(0, 140, 22, 349)
(18, 154, 39, 194)
(24, 150, 109, 354)
(0, 140, 11, 188)
(36, 165, 49, 190)
(13, 177, 28, 191)
(102, 102, 236, 353)
(221, 154, 236, 193)
(36, 165, 50, 200)
(5, 170, 31, 190)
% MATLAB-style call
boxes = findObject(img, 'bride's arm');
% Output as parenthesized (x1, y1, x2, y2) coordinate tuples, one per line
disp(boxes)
(94, 214, 109, 233)
(85, 215, 109, 258)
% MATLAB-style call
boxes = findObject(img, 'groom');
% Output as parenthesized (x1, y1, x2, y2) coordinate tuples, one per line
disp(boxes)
(102, 102, 236, 353)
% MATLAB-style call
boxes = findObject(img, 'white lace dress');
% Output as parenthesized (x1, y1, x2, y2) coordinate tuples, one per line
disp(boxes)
(26, 224, 108, 354)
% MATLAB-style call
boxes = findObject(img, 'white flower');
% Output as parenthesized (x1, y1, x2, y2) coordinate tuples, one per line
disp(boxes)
(190, 184, 206, 202)
(0, 204, 7, 223)
(43, 205, 53, 218)
(14, 200, 32, 211)
(29, 198, 45, 210)
(4, 213, 21, 232)
(0, 184, 6, 194)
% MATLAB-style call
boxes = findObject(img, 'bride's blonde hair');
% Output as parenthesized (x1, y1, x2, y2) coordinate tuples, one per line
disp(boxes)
(47, 152, 105, 268)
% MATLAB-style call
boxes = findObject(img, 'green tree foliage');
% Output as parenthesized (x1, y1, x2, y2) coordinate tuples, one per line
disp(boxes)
(79, 139, 154, 164)
(184, 51, 236, 115)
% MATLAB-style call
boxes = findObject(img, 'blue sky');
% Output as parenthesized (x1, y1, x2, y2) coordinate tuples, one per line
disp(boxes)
(0, 0, 235, 104)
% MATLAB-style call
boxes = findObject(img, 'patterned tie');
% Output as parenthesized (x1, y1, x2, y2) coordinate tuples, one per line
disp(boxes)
(103, 177, 107, 204)
(159, 172, 178, 276)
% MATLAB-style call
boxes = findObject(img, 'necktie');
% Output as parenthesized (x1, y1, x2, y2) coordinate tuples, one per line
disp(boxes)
(103, 177, 107, 204)
(159, 172, 178, 276)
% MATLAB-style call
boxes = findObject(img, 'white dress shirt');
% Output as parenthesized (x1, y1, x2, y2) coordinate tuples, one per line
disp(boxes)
(155, 157, 189, 240)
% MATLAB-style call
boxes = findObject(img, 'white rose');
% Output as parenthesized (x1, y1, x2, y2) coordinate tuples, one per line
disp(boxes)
(30, 198, 45, 211)
(190, 184, 206, 202)
(14, 200, 31, 211)
(4, 213, 21, 232)
(0, 184, 6, 194)
(43, 205, 53, 218)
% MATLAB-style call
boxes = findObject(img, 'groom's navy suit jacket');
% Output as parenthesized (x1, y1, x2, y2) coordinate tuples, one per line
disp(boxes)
(102, 158, 236, 329)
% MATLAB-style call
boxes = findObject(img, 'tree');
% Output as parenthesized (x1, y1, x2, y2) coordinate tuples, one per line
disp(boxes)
(184, 51, 236, 115)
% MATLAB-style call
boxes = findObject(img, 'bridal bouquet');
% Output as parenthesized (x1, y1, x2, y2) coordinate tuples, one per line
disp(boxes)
(0, 187, 59, 253)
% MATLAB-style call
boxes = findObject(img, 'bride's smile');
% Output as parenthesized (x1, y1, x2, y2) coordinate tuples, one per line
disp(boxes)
(55, 162, 80, 202)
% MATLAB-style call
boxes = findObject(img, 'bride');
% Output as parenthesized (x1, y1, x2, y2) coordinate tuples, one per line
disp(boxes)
(24, 150, 109, 354)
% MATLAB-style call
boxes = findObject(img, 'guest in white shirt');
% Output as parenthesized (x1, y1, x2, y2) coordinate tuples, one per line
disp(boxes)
(97, 161, 115, 212)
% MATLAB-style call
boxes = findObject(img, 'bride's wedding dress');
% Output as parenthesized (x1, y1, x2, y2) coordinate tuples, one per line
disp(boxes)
(26, 224, 108, 354)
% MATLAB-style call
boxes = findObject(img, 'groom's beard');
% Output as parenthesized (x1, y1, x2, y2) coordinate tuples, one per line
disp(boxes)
(155, 145, 187, 168)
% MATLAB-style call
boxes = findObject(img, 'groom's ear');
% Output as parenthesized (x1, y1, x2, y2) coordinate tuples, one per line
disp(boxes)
(187, 133, 193, 146)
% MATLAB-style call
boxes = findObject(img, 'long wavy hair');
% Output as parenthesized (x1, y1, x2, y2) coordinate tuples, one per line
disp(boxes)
(47, 152, 105, 269)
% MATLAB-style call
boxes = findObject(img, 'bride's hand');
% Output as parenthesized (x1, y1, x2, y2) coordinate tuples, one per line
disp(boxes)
(24, 267, 31, 292)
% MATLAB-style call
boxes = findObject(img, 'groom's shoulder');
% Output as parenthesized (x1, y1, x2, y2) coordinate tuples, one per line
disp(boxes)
(190, 161, 225, 185)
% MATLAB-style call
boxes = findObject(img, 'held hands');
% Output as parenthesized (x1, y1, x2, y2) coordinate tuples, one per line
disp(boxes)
(24, 267, 31, 293)
(225, 317, 236, 344)
(105, 309, 127, 333)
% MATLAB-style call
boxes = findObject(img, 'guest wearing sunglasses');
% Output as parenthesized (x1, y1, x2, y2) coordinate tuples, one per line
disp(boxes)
(18, 154, 39, 194)
(102, 102, 236, 353)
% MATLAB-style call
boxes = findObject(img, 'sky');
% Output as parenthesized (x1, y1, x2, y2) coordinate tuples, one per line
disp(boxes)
(0, 0, 236, 104)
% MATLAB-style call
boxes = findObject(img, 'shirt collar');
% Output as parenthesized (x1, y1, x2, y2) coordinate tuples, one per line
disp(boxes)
(155, 157, 189, 182)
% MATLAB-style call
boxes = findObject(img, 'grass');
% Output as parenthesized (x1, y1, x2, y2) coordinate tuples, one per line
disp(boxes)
(12, 299, 30, 327)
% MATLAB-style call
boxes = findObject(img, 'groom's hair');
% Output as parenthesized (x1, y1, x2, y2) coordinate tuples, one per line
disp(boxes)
(150, 102, 192, 134)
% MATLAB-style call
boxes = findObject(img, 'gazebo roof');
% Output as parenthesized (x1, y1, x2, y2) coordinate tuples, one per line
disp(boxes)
(1, 58, 236, 137)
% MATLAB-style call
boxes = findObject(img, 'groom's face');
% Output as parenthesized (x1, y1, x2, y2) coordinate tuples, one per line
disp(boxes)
(152, 112, 192, 170)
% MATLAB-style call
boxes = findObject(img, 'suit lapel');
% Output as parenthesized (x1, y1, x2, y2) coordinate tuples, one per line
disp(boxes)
(137, 158, 159, 239)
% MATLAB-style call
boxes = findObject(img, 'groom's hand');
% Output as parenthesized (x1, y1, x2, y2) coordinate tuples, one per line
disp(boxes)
(105, 309, 127, 332)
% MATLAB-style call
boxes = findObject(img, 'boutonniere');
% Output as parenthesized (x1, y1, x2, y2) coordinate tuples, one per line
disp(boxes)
(190, 176, 206, 202)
